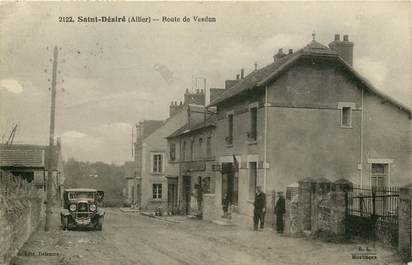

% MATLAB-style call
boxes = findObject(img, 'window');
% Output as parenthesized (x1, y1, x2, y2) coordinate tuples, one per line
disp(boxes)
(341, 107, 352, 127)
(249, 162, 257, 200)
(249, 106, 258, 140)
(226, 113, 234, 144)
(182, 141, 186, 161)
(190, 139, 194, 161)
(371, 163, 388, 188)
(152, 184, 162, 199)
(338, 102, 354, 128)
(152, 154, 163, 173)
(206, 136, 212, 158)
(198, 138, 203, 159)
(169, 143, 176, 161)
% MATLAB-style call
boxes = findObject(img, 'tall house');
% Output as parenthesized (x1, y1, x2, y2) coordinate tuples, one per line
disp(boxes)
(132, 91, 206, 211)
(166, 105, 218, 215)
(209, 34, 412, 218)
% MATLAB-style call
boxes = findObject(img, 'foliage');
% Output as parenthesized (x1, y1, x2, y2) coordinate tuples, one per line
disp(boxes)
(63, 158, 126, 207)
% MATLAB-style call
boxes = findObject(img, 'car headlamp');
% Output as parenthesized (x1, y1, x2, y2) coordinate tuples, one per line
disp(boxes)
(69, 204, 77, 211)
(89, 204, 96, 211)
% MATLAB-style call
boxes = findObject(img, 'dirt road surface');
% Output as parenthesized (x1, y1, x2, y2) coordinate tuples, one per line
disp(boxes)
(11, 208, 402, 265)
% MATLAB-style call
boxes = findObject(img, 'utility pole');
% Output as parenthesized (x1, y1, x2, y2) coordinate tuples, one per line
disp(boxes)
(45, 46, 58, 231)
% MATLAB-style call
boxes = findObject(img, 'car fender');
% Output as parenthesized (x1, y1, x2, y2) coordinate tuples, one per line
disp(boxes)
(61, 209, 70, 216)
(96, 208, 105, 216)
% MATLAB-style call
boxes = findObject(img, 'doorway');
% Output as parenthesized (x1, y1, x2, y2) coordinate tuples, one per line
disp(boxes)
(167, 177, 178, 214)
(183, 175, 192, 215)
(221, 163, 238, 205)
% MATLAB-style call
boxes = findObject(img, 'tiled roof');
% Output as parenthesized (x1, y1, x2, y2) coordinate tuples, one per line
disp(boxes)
(0, 145, 46, 168)
(210, 39, 411, 114)
(167, 115, 216, 139)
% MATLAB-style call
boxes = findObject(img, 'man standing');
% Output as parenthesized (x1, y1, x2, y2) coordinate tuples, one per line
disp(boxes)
(274, 192, 286, 233)
(253, 186, 266, 231)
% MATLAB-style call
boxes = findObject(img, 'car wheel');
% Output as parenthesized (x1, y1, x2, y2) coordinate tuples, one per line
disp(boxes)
(97, 217, 104, 231)
(62, 216, 68, 230)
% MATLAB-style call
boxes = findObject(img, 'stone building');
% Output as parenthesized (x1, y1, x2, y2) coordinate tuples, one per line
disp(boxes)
(209, 34, 412, 218)
(0, 139, 65, 196)
(166, 108, 218, 215)
(131, 89, 206, 211)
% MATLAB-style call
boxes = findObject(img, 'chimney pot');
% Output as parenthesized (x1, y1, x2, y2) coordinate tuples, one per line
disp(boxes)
(335, 34, 340, 41)
(343, 35, 349, 41)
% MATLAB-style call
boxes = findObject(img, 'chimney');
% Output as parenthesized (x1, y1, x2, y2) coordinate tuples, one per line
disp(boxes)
(240, 68, 244, 79)
(273, 48, 286, 62)
(236, 74, 240, 80)
(225, 80, 239, 89)
(210, 88, 226, 102)
(328, 33, 354, 66)
(288, 49, 293, 55)
(254, 63, 258, 71)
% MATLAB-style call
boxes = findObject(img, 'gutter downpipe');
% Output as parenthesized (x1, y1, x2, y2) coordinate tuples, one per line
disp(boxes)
(264, 84, 268, 193)
(360, 87, 364, 188)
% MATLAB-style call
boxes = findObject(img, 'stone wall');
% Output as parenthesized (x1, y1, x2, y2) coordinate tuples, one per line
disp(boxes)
(0, 174, 44, 265)
(289, 178, 348, 238)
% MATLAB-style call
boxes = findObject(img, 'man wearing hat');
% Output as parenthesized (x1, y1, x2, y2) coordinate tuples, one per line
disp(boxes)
(274, 191, 286, 233)
(253, 186, 266, 231)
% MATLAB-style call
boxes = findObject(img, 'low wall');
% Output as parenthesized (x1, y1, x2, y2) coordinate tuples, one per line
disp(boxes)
(0, 174, 44, 265)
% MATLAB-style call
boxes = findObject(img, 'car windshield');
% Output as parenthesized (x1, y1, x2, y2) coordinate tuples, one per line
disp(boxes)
(68, 192, 95, 200)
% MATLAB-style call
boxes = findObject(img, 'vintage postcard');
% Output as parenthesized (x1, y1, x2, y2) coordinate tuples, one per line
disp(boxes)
(0, 1, 411, 265)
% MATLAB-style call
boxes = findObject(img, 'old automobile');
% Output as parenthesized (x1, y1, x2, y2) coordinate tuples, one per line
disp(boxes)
(61, 188, 105, 230)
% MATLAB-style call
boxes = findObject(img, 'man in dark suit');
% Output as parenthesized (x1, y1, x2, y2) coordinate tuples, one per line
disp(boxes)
(274, 192, 286, 233)
(253, 186, 266, 231)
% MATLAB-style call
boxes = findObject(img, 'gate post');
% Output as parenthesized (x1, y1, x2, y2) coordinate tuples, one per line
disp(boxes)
(298, 177, 315, 233)
(399, 184, 412, 261)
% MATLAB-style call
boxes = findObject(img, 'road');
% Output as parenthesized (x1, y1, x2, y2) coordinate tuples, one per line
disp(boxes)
(12, 208, 402, 265)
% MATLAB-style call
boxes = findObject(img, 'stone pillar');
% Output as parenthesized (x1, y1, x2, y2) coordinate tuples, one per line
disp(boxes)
(399, 185, 412, 261)
(298, 178, 315, 233)
(203, 193, 218, 221)
(312, 178, 331, 233)
(332, 191, 347, 236)
(285, 183, 299, 235)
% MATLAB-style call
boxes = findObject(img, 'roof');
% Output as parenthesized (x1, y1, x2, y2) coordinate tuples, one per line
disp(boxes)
(65, 188, 98, 192)
(210, 39, 411, 114)
(0, 144, 47, 168)
(167, 115, 216, 139)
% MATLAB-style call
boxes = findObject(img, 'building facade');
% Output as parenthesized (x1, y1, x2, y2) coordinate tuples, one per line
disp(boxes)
(209, 34, 412, 218)
(131, 90, 207, 212)
(166, 112, 218, 215)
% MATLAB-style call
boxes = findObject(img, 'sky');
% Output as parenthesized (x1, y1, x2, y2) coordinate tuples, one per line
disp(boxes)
(0, 2, 411, 164)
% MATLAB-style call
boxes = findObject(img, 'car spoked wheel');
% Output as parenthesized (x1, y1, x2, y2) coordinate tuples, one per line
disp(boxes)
(62, 216, 69, 230)
(97, 216, 104, 231)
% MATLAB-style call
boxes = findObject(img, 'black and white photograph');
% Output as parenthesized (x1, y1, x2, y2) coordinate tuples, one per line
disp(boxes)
(0, 1, 411, 265)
